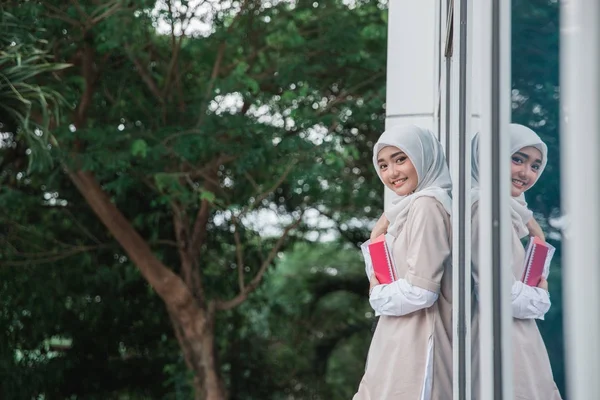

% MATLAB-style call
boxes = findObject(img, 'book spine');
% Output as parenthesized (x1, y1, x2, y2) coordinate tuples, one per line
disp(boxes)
(523, 246, 536, 285)
(384, 243, 393, 282)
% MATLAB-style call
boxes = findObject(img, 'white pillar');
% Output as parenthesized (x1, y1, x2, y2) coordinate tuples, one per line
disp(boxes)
(470, 0, 483, 134)
(561, 1, 600, 399)
(478, 0, 513, 398)
(449, 1, 472, 399)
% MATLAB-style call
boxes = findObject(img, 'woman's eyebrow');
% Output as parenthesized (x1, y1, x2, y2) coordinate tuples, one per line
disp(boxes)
(514, 151, 529, 159)
(515, 151, 542, 164)
(378, 151, 405, 164)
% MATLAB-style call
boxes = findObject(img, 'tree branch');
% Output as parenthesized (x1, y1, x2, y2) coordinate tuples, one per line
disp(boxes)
(65, 169, 192, 307)
(315, 209, 365, 249)
(162, 0, 184, 98)
(240, 160, 296, 217)
(215, 212, 305, 311)
(70, 0, 89, 23)
(243, 171, 260, 192)
(90, 0, 123, 24)
(195, 42, 226, 128)
(189, 198, 211, 260)
(62, 207, 103, 245)
(172, 201, 195, 288)
(232, 216, 245, 292)
(2, 244, 114, 266)
(43, 3, 81, 27)
(317, 71, 385, 116)
(194, 0, 254, 127)
(74, 42, 97, 127)
(125, 46, 165, 105)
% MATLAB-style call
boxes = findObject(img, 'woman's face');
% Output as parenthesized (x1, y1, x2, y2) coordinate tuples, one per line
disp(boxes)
(510, 146, 543, 197)
(377, 146, 419, 196)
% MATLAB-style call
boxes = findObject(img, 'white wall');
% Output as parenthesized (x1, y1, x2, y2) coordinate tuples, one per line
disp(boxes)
(384, 0, 443, 207)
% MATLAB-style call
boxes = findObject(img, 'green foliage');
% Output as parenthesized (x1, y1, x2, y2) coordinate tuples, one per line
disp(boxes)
(0, 10, 70, 172)
(1, 0, 386, 397)
(220, 241, 373, 399)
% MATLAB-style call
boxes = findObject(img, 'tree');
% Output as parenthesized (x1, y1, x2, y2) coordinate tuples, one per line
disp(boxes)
(1, 1, 387, 398)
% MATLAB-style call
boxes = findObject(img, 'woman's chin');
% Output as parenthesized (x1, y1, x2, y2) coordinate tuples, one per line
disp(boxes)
(392, 186, 415, 196)
(511, 186, 524, 197)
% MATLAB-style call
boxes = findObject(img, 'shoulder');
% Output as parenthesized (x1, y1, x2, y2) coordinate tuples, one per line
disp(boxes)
(412, 196, 449, 215)
(406, 196, 452, 241)
(410, 196, 450, 223)
(471, 199, 480, 214)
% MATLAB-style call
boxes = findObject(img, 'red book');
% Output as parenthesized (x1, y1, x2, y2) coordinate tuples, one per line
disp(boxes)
(368, 234, 397, 284)
(521, 236, 550, 286)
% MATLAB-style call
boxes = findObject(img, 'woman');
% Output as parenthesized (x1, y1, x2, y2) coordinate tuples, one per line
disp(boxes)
(470, 132, 545, 240)
(470, 124, 562, 399)
(353, 125, 453, 400)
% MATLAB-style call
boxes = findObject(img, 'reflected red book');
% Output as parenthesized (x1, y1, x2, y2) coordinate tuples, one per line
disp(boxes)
(368, 234, 397, 284)
(522, 236, 550, 287)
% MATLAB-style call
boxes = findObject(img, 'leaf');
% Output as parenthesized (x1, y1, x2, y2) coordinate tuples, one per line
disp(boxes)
(154, 173, 174, 192)
(199, 190, 216, 203)
(131, 138, 148, 158)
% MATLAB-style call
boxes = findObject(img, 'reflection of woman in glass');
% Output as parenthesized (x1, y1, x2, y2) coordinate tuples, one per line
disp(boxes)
(470, 124, 562, 399)
(353, 125, 453, 400)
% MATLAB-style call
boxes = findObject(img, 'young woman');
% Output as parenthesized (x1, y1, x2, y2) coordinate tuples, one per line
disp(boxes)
(470, 124, 562, 400)
(353, 125, 453, 400)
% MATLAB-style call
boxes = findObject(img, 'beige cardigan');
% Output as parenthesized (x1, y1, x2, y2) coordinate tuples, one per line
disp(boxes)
(353, 197, 453, 400)
(470, 201, 562, 400)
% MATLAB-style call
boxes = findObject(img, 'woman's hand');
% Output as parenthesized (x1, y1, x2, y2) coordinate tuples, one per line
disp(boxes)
(369, 274, 380, 294)
(537, 277, 549, 292)
(526, 218, 545, 241)
(370, 213, 389, 241)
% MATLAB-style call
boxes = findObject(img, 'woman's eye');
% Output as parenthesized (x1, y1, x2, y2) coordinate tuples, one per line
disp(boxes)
(512, 156, 523, 164)
(532, 164, 540, 171)
(396, 157, 407, 163)
(379, 164, 387, 170)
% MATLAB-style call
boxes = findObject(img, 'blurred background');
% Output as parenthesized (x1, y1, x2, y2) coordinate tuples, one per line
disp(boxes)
(0, 1, 561, 399)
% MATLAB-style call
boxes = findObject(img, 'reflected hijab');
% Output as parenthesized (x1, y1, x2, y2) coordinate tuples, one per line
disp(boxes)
(372, 125, 452, 237)
(470, 124, 548, 238)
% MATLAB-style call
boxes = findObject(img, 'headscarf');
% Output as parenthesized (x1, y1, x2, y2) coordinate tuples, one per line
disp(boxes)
(508, 123, 548, 237)
(470, 124, 548, 238)
(372, 125, 452, 237)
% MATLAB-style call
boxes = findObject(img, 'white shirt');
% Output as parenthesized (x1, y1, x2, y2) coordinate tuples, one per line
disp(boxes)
(363, 238, 550, 319)
(511, 280, 551, 320)
(472, 280, 551, 320)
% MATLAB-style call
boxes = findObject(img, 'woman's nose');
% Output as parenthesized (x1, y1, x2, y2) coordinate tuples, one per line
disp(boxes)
(525, 166, 538, 179)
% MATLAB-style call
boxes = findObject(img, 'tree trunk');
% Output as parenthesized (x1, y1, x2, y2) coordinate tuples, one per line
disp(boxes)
(66, 169, 227, 399)
(168, 304, 227, 400)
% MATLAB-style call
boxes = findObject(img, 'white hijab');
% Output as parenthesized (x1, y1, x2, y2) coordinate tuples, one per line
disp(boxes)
(509, 123, 548, 237)
(373, 125, 452, 237)
(470, 124, 548, 238)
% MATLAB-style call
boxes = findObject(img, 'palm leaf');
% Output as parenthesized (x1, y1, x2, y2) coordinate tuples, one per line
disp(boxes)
(0, 11, 71, 172)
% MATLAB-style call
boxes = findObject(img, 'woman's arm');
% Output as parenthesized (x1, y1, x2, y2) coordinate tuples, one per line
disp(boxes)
(526, 217, 545, 241)
(368, 197, 450, 316)
(362, 240, 439, 316)
(472, 202, 551, 320)
(369, 275, 439, 316)
(511, 278, 551, 320)
(370, 212, 389, 241)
